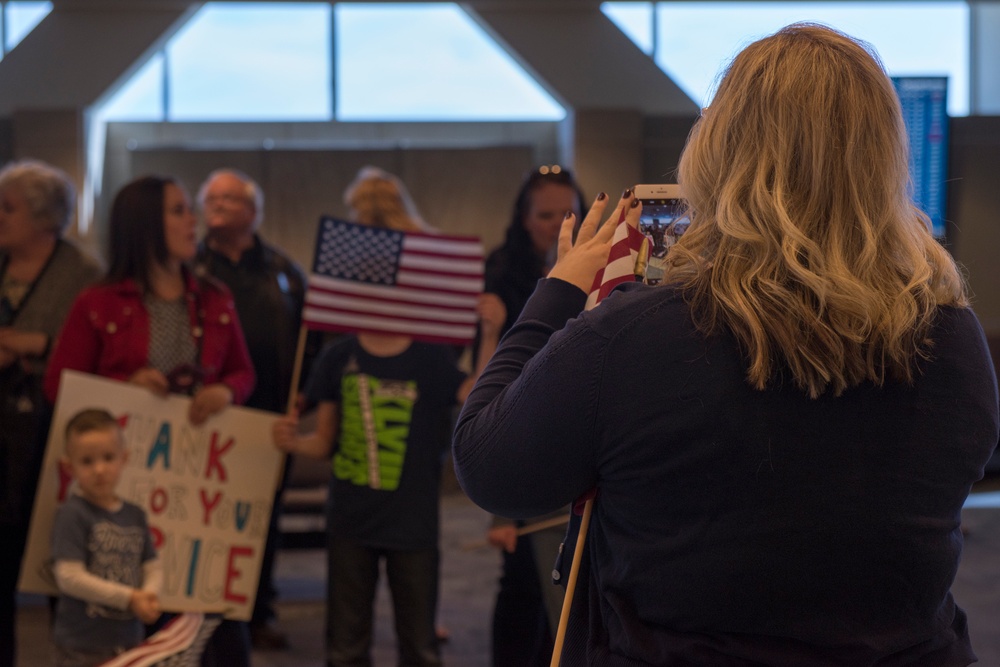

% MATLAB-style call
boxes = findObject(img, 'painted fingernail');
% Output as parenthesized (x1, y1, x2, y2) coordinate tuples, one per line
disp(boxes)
(564, 210, 573, 219)
(630, 198, 641, 208)
(596, 192, 607, 201)
(621, 188, 633, 199)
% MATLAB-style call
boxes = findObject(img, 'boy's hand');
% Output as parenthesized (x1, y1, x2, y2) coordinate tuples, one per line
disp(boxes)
(272, 412, 300, 454)
(487, 524, 518, 554)
(129, 589, 161, 625)
(477, 294, 507, 341)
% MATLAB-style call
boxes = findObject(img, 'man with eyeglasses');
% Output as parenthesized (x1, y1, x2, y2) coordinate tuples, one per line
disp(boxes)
(195, 168, 309, 653)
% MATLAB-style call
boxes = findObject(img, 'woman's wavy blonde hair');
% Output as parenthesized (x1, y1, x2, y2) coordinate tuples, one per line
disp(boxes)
(670, 23, 967, 398)
(344, 166, 432, 233)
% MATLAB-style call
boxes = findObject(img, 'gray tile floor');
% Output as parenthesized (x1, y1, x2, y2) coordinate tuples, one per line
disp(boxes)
(14, 482, 1000, 666)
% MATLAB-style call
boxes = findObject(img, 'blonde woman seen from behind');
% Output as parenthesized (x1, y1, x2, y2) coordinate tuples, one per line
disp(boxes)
(453, 24, 998, 665)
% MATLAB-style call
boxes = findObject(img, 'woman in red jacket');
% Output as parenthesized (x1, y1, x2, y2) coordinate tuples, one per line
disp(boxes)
(45, 174, 255, 424)
(44, 174, 258, 666)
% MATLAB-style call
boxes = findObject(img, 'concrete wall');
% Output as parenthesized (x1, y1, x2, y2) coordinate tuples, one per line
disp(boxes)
(948, 116, 1000, 333)
(93, 120, 563, 268)
(89, 114, 1000, 343)
(127, 145, 535, 271)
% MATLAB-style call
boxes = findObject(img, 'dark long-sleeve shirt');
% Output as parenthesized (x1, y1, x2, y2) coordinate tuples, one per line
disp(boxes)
(454, 278, 999, 665)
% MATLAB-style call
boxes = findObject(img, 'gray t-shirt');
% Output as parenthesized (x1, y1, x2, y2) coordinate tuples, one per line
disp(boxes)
(51, 494, 157, 653)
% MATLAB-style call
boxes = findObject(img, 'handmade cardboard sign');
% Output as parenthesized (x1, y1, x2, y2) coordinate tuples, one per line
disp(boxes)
(19, 371, 283, 621)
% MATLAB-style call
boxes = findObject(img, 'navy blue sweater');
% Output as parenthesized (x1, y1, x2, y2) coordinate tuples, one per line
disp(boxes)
(454, 278, 999, 666)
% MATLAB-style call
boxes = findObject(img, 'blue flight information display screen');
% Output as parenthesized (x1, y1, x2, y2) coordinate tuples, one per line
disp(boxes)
(892, 77, 949, 239)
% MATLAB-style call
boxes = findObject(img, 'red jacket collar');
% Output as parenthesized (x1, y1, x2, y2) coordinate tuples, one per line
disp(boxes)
(110, 266, 202, 297)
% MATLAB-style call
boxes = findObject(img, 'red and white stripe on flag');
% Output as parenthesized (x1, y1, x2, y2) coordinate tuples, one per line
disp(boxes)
(584, 211, 646, 310)
(302, 217, 485, 346)
(97, 613, 220, 667)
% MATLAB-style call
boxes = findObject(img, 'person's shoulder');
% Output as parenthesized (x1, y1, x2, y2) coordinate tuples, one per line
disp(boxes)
(317, 334, 356, 362)
(74, 279, 130, 304)
(586, 283, 690, 334)
(54, 494, 90, 521)
(259, 238, 303, 272)
(484, 246, 521, 280)
(934, 304, 982, 326)
(411, 341, 460, 363)
(257, 236, 302, 271)
(56, 494, 84, 512)
(119, 498, 149, 521)
(309, 335, 356, 388)
(190, 268, 233, 299)
(192, 241, 211, 266)
(53, 239, 104, 281)
(484, 245, 510, 267)
(256, 237, 307, 289)
(930, 305, 992, 349)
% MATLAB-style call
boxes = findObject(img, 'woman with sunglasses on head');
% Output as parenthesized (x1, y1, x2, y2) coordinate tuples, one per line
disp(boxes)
(0, 159, 102, 667)
(482, 165, 587, 666)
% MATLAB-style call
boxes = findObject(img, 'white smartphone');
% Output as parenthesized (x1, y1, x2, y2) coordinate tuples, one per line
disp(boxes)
(633, 184, 688, 284)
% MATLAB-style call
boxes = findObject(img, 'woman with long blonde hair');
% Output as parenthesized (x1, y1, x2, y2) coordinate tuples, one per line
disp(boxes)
(454, 24, 998, 664)
(344, 165, 433, 233)
(670, 24, 966, 399)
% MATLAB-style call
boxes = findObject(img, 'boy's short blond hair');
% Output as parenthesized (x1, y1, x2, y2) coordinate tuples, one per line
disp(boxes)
(64, 409, 121, 452)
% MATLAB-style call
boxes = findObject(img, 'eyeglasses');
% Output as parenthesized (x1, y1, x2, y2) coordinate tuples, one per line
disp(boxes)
(537, 165, 563, 175)
(202, 193, 247, 205)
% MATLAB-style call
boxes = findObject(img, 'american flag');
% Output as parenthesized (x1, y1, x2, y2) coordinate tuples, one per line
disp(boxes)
(97, 613, 221, 667)
(303, 217, 485, 345)
(584, 208, 647, 309)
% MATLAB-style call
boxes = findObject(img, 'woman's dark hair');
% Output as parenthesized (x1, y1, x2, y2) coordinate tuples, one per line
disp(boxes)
(500, 166, 587, 277)
(106, 175, 177, 288)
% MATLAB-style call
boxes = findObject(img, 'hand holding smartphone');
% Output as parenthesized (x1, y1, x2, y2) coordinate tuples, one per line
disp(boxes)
(633, 184, 688, 284)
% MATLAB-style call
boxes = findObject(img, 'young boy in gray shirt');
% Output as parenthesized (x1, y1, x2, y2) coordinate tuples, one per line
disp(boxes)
(51, 409, 162, 667)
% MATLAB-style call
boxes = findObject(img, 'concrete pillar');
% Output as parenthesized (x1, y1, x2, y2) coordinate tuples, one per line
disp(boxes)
(0, 4, 195, 238)
(11, 109, 85, 188)
(970, 1, 1000, 114)
(465, 3, 697, 196)
(570, 109, 644, 199)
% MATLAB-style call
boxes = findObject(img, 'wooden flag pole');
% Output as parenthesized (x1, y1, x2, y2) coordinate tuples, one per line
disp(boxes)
(460, 514, 570, 551)
(286, 325, 309, 415)
(549, 497, 593, 667)
(273, 326, 310, 492)
(548, 237, 647, 666)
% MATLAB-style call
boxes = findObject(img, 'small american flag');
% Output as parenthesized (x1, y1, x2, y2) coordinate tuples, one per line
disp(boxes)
(303, 217, 485, 345)
(97, 613, 220, 667)
(584, 209, 647, 309)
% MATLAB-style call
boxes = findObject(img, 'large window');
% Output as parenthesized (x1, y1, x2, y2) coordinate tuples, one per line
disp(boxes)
(168, 3, 332, 121)
(335, 4, 563, 120)
(98, 2, 564, 123)
(602, 1, 970, 116)
(0, 1, 51, 57)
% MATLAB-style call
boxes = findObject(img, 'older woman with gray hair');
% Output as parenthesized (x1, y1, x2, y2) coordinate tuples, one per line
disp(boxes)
(0, 159, 102, 667)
